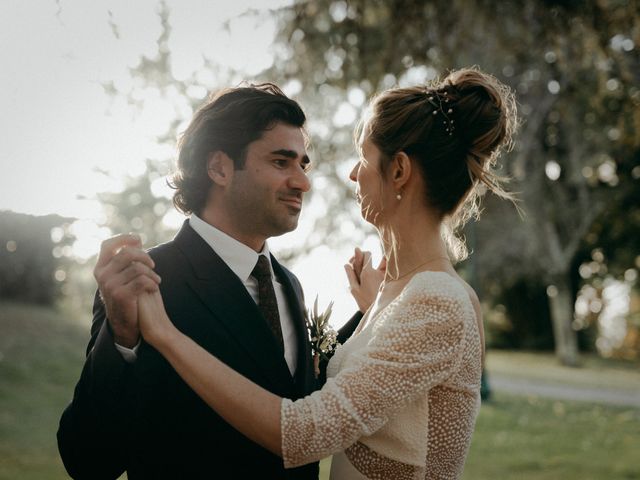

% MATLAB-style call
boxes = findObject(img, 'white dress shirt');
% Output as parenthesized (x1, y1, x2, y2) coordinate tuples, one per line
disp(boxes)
(116, 214, 299, 376)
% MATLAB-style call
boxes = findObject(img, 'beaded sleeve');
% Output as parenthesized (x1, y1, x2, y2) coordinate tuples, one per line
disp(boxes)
(280, 276, 468, 468)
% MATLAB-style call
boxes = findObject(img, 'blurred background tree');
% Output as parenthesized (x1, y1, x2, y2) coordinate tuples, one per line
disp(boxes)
(259, 0, 640, 365)
(53, 0, 639, 365)
(0, 211, 75, 305)
(2, 3, 638, 478)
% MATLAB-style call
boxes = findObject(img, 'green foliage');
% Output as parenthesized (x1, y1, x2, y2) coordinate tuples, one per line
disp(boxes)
(266, 0, 640, 359)
(91, 1, 640, 356)
(269, 0, 640, 277)
(0, 211, 75, 305)
(487, 278, 556, 350)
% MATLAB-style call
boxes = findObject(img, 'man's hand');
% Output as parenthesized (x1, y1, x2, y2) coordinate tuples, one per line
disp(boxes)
(344, 248, 386, 313)
(93, 234, 161, 348)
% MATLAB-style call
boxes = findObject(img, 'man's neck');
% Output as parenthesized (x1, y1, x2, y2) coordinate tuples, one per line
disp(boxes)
(197, 209, 266, 253)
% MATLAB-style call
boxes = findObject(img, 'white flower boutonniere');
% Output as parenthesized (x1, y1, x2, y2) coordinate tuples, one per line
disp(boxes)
(306, 295, 339, 378)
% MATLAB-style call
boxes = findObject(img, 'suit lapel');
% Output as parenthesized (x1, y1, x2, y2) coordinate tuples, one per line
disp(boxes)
(174, 222, 293, 393)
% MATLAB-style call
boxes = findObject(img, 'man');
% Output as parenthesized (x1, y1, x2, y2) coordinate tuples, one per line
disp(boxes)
(58, 84, 332, 479)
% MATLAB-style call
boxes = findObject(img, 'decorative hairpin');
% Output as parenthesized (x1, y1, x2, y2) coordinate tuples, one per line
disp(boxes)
(426, 90, 455, 136)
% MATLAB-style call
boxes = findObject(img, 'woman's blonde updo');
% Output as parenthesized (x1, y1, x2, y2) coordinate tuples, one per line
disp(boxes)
(361, 66, 518, 261)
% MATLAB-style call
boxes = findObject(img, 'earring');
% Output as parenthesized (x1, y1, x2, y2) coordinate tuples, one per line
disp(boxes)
(396, 192, 402, 200)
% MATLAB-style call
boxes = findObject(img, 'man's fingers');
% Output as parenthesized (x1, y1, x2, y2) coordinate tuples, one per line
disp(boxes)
(112, 246, 155, 270)
(103, 263, 160, 295)
(124, 274, 161, 295)
(96, 234, 142, 269)
(119, 261, 161, 286)
(94, 246, 155, 285)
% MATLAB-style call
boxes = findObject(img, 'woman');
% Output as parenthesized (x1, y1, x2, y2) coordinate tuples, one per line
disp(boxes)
(138, 67, 517, 479)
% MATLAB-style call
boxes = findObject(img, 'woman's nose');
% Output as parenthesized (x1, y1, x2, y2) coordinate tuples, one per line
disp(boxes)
(349, 162, 359, 182)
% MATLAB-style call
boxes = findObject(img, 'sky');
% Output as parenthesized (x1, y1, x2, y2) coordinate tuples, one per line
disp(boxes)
(0, 0, 375, 324)
(0, 0, 288, 219)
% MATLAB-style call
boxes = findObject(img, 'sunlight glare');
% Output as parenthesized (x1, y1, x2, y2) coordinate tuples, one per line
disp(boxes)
(70, 219, 113, 259)
(162, 209, 186, 230)
(151, 176, 174, 199)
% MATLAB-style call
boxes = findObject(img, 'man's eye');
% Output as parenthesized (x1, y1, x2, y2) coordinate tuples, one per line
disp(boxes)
(273, 159, 288, 168)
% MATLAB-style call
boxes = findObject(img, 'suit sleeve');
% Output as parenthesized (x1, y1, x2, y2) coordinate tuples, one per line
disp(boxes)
(57, 290, 134, 479)
(337, 311, 363, 345)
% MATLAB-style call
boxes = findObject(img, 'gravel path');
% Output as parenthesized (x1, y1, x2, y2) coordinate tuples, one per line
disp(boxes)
(488, 373, 640, 408)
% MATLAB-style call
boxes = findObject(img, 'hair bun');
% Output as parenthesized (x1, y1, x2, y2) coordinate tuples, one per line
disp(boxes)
(445, 67, 518, 162)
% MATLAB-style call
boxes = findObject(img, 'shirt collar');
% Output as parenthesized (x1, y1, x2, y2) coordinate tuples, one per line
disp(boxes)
(189, 214, 273, 282)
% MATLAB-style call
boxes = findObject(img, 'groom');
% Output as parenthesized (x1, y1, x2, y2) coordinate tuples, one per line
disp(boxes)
(58, 84, 347, 479)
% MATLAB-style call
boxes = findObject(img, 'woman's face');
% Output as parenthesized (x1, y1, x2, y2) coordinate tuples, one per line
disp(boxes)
(349, 137, 387, 226)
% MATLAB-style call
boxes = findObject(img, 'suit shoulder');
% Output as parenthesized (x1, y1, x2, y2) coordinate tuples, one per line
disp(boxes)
(146, 239, 185, 272)
(147, 238, 178, 258)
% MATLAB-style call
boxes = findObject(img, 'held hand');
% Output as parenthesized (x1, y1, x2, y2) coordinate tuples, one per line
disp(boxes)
(137, 290, 174, 350)
(93, 234, 161, 348)
(344, 248, 386, 312)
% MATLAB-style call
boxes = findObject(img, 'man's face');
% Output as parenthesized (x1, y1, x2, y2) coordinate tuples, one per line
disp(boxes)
(226, 122, 311, 239)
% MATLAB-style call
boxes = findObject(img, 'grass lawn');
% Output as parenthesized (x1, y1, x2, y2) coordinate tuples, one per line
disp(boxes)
(1, 301, 639, 480)
(486, 349, 640, 393)
(463, 393, 640, 480)
(0, 301, 86, 480)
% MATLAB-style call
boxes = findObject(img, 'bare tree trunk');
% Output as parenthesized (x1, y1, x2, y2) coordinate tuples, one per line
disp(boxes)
(548, 273, 579, 366)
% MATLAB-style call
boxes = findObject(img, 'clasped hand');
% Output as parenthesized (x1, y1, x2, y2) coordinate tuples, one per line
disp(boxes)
(95, 234, 172, 349)
(97, 234, 383, 347)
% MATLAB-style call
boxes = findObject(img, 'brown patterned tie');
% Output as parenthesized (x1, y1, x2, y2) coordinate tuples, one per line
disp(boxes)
(251, 255, 284, 349)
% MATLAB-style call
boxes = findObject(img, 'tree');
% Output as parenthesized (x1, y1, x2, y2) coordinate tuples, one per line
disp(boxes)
(92, 160, 177, 248)
(265, 0, 640, 365)
(0, 211, 75, 305)
(90, 0, 639, 364)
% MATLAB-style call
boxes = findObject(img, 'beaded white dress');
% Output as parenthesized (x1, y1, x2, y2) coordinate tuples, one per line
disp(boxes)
(281, 271, 482, 480)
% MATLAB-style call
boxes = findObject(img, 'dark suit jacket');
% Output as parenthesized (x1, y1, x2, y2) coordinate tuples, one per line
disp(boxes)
(57, 221, 320, 479)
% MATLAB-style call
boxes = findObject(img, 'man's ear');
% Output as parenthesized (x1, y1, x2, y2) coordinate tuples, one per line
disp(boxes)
(390, 151, 412, 190)
(207, 151, 234, 187)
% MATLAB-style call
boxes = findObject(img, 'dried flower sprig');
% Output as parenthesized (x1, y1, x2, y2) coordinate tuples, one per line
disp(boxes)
(306, 295, 339, 368)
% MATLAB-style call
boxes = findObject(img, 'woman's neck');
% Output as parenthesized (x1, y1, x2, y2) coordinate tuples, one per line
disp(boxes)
(380, 209, 451, 281)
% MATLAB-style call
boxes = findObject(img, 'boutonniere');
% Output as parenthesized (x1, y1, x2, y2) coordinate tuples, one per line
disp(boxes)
(306, 295, 339, 378)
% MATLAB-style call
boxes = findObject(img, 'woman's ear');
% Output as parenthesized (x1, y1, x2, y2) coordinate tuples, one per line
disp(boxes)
(207, 151, 234, 187)
(390, 151, 412, 189)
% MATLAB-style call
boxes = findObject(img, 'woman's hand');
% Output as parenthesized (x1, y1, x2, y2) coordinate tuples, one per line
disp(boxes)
(344, 248, 386, 312)
(138, 289, 176, 350)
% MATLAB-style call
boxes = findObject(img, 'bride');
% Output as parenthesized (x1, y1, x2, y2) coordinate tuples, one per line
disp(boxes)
(137, 67, 517, 479)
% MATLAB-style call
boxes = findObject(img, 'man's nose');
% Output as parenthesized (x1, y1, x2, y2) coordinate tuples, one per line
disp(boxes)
(290, 167, 311, 192)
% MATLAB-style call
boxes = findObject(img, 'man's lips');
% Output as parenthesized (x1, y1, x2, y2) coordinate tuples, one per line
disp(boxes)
(280, 196, 303, 209)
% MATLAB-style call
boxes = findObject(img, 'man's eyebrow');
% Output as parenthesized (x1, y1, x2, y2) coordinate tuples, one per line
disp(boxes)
(271, 149, 310, 164)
